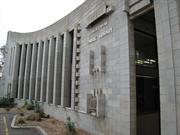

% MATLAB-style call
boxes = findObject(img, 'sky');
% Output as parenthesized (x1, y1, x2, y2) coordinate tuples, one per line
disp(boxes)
(0, 0, 85, 46)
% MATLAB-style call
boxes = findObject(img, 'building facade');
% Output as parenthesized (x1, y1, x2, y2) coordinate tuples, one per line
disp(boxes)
(3, 0, 180, 135)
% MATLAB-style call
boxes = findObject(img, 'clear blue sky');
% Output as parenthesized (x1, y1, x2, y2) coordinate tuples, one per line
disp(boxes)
(0, 0, 85, 46)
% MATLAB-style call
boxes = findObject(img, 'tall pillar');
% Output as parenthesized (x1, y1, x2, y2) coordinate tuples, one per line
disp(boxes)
(40, 39, 49, 102)
(46, 36, 56, 104)
(23, 43, 32, 99)
(35, 41, 44, 101)
(29, 42, 38, 100)
(11, 43, 21, 98)
(53, 34, 63, 105)
(17, 44, 27, 99)
(154, 0, 180, 135)
(61, 31, 72, 107)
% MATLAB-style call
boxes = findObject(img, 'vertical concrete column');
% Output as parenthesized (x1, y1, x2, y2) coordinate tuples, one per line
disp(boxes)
(11, 43, 21, 98)
(70, 29, 77, 109)
(171, 1, 180, 134)
(35, 41, 44, 101)
(53, 34, 63, 105)
(46, 36, 56, 104)
(128, 21, 136, 135)
(61, 31, 72, 107)
(23, 43, 32, 99)
(8, 48, 13, 76)
(17, 44, 27, 99)
(40, 39, 49, 102)
(29, 42, 38, 100)
(10, 48, 15, 76)
(154, 0, 180, 135)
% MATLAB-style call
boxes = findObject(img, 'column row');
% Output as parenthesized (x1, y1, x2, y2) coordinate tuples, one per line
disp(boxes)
(11, 31, 75, 108)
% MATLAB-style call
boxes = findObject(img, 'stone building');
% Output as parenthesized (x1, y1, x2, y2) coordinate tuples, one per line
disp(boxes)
(3, 0, 180, 135)
(0, 45, 6, 97)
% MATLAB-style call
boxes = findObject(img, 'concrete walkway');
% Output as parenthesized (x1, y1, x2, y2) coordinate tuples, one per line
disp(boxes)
(0, 113, 42, 135)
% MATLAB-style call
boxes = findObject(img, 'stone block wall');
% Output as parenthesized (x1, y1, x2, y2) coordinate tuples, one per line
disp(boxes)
(3, 0, 180, 135)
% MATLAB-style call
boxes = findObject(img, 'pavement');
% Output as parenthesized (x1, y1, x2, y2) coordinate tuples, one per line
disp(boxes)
(0, 113, 42, 135)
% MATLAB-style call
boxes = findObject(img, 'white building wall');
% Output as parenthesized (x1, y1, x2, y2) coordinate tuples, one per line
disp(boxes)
(3, 0, 180, 135)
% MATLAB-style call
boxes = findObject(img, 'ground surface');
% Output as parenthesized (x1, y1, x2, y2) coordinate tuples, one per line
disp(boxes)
(0, 109, 42, 135)
(0, 108, 90, 135)
(16, 113, 91, 135)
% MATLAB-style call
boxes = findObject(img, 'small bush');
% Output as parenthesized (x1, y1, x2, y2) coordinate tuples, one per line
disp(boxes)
(26, 104, 34, 110)
(34, 101, 40, 113)
(20, 112, 24, 116)
(43, 113, 50, 118)
(25, 100, 35, 110)
(23, 100, 47, 119)
(66, 117, 76, 133)
(22, 100, 28, 108)
(17, 118, 25, 124)
(30, 100, 34, 106)
(5, 108, 10, 111)
(26, 113, 41, 121)
(0, 97, 14, 108)
(39, 111, 48, 118)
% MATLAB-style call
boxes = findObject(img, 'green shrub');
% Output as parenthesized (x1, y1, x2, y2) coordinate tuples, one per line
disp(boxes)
(30, 100, 34, 107)
(0, 97, 14, 108)
(23, 100, 47, 119)
(41, 113, 50, 118)
(22, 100, 34, 110)
(20, 112, 24, 116)
(34, 100, 40, 113)
(17, 118, 25, 124)
(22, 100, 28, 108)
(34, 101, 46, 118)
(25, 100, 35, 110)
(26, 104, 34, 110)
(66, 117, 75, 133)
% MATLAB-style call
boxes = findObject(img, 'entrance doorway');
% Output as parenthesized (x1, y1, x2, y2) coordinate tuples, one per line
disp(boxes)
(133, 10, 161, 135)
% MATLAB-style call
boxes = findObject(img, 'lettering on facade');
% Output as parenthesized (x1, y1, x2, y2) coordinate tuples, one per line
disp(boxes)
(91, 22, 108, 34)
(88, 24, 113, 44)
(99, 28, 113, 38)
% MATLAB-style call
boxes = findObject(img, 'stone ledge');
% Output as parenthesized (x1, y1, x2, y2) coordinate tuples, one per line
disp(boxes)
(11, 115, 48, 135)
